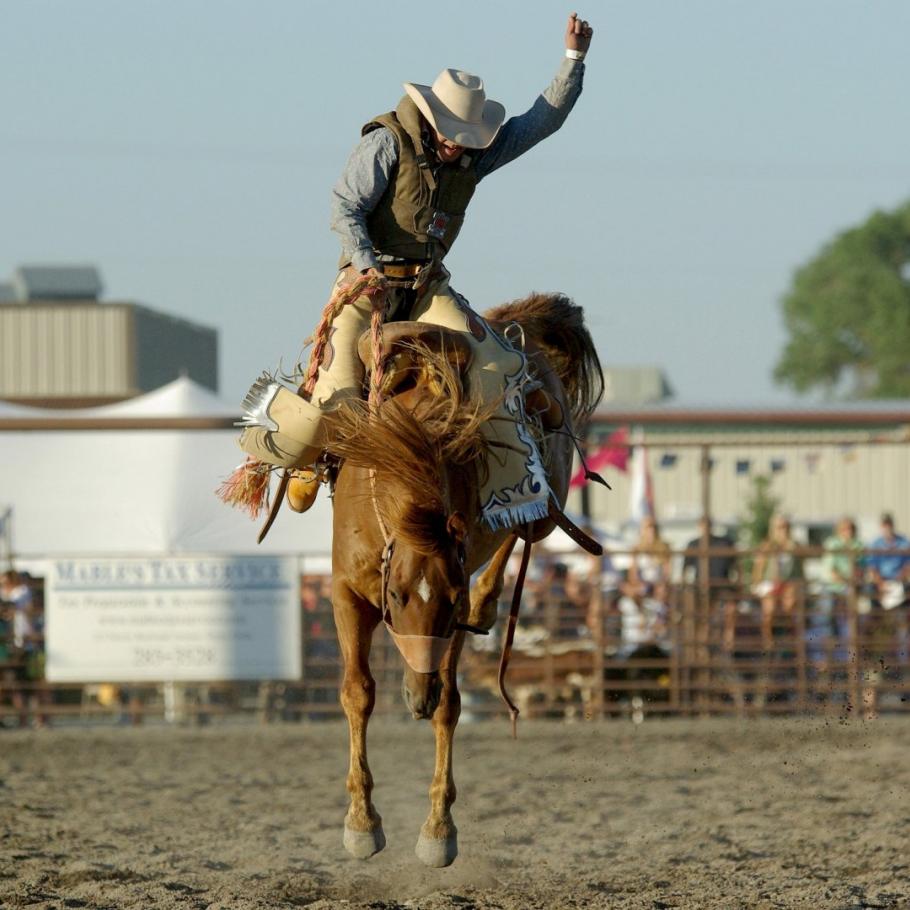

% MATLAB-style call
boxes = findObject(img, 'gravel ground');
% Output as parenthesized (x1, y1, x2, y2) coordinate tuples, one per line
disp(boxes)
(1, 715, 907, 909)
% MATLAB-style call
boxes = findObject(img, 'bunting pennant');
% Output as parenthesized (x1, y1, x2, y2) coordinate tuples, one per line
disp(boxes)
(805, 452, 821, 474)
(659, 453, 678, 469)
(735, 459, 751, 475)
(569, 427, 630, 489)
(770, 458, 785, 473)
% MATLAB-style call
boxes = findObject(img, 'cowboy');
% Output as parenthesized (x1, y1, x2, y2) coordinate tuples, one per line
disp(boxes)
(240, 13, 593, 518)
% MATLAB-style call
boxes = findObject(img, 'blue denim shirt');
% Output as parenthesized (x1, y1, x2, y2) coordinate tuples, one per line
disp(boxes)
(867, 533, 910, 580)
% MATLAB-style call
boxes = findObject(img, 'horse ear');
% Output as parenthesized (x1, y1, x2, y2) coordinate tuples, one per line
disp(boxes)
(446, 511, 468, 544)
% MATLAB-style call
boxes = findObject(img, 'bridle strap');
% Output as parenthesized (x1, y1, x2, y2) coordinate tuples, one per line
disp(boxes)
(498, 524, 533, 739)
(370, 469, 395, 619)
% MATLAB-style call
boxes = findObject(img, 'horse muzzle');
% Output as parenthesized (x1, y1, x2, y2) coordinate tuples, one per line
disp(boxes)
(385, 625, 453, 674)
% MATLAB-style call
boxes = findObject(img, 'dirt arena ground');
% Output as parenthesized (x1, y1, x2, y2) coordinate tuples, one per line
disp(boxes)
(1, 716, 908, 909)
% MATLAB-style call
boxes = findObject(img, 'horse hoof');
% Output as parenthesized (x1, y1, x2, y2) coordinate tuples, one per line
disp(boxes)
(415, 831, 458, 867)
(344, 825, 386, 859)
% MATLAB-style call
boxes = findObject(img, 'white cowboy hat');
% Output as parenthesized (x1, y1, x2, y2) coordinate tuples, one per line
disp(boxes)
(404, 69, 505, 149)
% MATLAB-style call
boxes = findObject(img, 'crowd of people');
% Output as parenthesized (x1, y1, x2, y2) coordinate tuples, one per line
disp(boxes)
(498, 512, 910, 684)
(2, 512, 909, 725)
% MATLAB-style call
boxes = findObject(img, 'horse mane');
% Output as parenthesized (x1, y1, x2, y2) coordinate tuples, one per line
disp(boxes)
(326, 345, 493, 555)
(483, 292, 604, 431)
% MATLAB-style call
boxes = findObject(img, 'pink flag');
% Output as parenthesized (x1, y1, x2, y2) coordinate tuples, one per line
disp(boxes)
(569, 427, 630, 489)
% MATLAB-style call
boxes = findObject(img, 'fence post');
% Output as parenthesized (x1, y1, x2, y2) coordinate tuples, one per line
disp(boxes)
(669, 586, 684, 713)
(795, 581, 808, 712)
(544, 588, 556, 718)
(590, 577, 605, 721)
(847, 552, 861, 715)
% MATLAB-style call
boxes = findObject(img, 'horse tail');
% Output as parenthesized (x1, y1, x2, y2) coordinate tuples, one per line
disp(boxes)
(483, 293, 604, 430)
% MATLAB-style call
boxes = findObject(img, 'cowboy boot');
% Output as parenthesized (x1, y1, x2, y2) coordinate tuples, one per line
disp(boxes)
(287, 468, 320, 513)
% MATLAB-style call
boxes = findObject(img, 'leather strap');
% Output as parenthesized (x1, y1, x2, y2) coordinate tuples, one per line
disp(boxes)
(546, 500, 603, 556)
(257, 469, 290, 544)
(498, 526, 532, 739)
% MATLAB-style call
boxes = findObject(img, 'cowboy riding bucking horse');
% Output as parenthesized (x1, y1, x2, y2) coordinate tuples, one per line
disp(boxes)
(224, 10, 594, 529)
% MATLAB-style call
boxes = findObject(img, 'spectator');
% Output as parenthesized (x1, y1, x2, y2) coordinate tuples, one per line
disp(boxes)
(682, 517, 738, 592)
(751, 514, 804, 649)
(537, 561, 588, 640)
(618, 516, 672, 655)
(1, 571, 33, 649)
(682, 519, 740, 696)
(0, 570, 34, 727)
(862, 514, 910, 692)
(302, 576, 340, 719)
(812, 517, 863, 666)
(866, 513, 910, 610)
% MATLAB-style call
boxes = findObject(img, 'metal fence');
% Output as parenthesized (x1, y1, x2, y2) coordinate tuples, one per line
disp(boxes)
(2, 548, 909, 726)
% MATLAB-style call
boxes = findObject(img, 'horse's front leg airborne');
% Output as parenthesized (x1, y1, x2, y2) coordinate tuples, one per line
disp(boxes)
(333, 584, 386, 859)
(416, 631, 465, 867)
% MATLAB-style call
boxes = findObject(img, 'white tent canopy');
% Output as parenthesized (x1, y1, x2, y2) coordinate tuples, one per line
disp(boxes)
(0, 378, 333, 563)
(0, 375, 240, 420)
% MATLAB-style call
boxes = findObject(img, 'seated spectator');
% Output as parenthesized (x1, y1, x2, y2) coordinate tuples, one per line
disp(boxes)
(862, 514, 910, 682)
(618, 516, 672, 656)
(811, 516, 863, 666)
(0, 570, 33, 727)
(751, 514, 804, 648)
(682, 517, 737, 593)
(866, 513, 910, 610)
(683, 518, 739, 649)
(1, 571, 33, 648)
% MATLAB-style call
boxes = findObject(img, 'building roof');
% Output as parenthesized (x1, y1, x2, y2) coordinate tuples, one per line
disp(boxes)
(602, 366, 673, 406)
(12, 264, 103, 301)
(594, 399, 910, 427)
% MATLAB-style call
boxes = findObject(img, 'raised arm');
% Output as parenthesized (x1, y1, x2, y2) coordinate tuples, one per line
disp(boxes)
(475, 12, 593, 180)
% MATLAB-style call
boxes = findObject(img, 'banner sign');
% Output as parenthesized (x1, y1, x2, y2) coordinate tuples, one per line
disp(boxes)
(46, 556, 301, 682)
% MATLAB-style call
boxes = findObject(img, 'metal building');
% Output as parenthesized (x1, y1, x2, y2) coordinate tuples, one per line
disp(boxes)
(573, 402, 910, 542)
(0, 265, 217, 407)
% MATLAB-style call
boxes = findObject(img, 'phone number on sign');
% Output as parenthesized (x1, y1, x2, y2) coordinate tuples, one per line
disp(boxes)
(133, 647, 217, 667)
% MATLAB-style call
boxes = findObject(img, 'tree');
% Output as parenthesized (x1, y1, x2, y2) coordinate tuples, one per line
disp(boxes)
(774, 200, 910, 398)
(739, 474, 780, 551)
(738, 474, 780, 583)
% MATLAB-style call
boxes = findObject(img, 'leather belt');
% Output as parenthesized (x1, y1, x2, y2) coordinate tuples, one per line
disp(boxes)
(382, 262, 426, 278)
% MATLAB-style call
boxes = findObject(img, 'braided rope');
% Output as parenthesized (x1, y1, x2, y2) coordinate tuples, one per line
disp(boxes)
(302, 273, 388, 410)
(217, 273, 388, 520)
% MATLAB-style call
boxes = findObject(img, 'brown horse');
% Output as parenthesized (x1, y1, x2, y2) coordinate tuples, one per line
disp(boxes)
(325, 292, 603, 867)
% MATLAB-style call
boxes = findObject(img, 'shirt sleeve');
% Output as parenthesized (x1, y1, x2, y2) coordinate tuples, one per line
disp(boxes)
(330, 128, 399, 272)
(474, 58, 585, 181)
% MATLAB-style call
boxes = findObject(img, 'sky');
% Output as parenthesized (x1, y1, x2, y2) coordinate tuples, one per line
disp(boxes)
(3, 0, 909, 407)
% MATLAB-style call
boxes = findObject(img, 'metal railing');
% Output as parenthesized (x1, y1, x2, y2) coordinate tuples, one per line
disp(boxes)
(2, 546, 909, 725)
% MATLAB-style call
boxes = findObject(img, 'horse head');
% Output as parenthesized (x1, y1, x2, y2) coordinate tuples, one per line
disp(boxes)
(383, 509, 470, 718)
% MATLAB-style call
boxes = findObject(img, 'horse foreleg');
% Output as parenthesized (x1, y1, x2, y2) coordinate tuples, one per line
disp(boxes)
(334, 584, 385, 859)
(416, 631, 465, 867)
(468, 533, 518, 631)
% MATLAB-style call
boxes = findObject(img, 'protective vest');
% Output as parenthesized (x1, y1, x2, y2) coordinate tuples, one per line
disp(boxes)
(359, 96, 480, 262)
